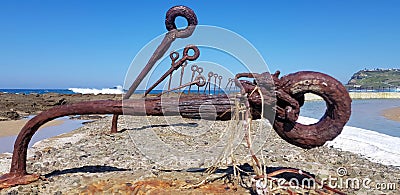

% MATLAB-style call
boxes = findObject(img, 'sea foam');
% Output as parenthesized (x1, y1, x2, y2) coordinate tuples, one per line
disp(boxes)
(68, 86, 124, 95)
(297, 116, 400, 167)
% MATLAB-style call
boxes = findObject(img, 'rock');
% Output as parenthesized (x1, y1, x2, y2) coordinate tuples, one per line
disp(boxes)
(3, 111, 20, 120)
(53, 98, 67, 106)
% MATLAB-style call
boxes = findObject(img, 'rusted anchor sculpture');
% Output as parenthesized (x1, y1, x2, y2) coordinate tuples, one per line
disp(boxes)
(0, 5, 351, 189)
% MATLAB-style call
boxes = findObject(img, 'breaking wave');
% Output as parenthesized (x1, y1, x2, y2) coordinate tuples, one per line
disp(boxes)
(68, 86, 124, 95)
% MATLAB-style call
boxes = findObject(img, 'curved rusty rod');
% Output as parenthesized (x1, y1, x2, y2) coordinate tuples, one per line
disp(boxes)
(0, 100, 123, 188)
(0, 96, 235, 189)
(5, 101, 123, 173)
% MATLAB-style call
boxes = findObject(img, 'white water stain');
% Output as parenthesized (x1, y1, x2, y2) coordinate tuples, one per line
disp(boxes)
(299, 116, 400, 167)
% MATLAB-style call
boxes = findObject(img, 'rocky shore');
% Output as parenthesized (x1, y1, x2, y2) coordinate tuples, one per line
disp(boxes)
(0, 93, 121, 121)
(0, 115, 399, 194)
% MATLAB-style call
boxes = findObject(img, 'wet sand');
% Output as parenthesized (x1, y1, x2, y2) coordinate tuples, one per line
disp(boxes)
(382, 107, 400, 122)
(0, 119, 64, 137)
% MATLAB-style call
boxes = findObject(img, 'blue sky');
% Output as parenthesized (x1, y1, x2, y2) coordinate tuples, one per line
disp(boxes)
(0, 0, 399, 88)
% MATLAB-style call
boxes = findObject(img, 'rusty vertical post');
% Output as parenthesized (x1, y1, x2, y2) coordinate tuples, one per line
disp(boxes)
(111, 114, 118, 133)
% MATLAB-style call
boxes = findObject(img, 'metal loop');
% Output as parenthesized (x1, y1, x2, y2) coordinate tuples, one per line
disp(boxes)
(197, 67, 203, 74)
(165, 6, 198, 38)
(183, 45, 200, 61)
(170, 51, 179, 61)
(208, 72, 214, 77)
(191, 64, 198, 71)
(195, 75, 206, 87)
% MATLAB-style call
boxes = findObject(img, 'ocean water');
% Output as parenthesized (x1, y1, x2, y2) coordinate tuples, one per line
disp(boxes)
(0, 87, 124, 95)
(0, 87, 229, 95)
(0, 89, 76, 94)
(299, 99, 400, 138)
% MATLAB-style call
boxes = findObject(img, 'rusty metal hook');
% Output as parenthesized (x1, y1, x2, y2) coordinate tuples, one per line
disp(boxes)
(178, 61, 188, 93)
(113, 5, 198, 134)
(144, 45, 200, 96)
(124, 5, 198, 99)
(167, 51, 180, 94)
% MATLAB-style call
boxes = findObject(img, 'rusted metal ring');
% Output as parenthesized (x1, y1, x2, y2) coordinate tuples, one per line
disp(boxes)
(208, 71, 214, 77)
(195, 75, 206, 86)
(183, 45, 200, 61)
(197, 67, 203, 74)
(191, 64, 198, 71)
(170, 51, 179, 61)
(165, 5, 198, 38)
(273, 71, 352, 149)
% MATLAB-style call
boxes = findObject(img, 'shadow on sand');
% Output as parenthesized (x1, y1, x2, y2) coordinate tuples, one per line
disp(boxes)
(44, 165, 129, 178)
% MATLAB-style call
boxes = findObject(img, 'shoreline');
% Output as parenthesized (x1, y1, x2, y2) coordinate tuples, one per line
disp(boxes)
(0, 118, 64, 137)
(0, 117, 89, 154)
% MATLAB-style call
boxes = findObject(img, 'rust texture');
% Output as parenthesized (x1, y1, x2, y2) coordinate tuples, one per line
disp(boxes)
(272, 71, 352, 149)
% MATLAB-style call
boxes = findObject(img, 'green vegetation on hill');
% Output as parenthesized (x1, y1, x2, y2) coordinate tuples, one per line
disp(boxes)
(347, 69, 400, 88)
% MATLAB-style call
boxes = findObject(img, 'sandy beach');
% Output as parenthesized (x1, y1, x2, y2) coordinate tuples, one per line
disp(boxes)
(0, 119, 64, 137)
(382, 106, 400, 122)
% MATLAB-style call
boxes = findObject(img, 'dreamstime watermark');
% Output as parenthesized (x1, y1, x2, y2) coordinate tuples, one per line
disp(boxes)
(260, 167, 398, 192)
